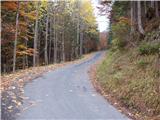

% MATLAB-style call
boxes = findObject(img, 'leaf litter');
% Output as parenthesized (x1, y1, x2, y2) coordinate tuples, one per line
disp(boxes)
(1, 53, 94, 120)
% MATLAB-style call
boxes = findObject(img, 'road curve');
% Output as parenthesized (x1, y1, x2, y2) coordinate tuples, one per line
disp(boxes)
(17, 51, 129, 120)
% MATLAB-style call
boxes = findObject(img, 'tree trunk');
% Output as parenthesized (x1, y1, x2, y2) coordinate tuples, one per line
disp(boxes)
(155, 1, 159, 17)
(25, 41, 28, 68)
(80, 23, 83, 56)
(33, 1, 39, 67)
(23, 55, 25, 69)
(131, 1, 134, 33)
(62, 20, 65, 62)
(13, 1, 20, 72)
(54, 3, 57, 63)
(61, 2, 65, 62)
(71, 40, 75, 61)
(76, 0, 80, 58)
(80, 32, 83, 56)
(144, 1, 147, 15)
(45, 2, 49, 65)
(132, 1, 137, 31)
(137, 1, 145, 35)
(24, 2, 29, 68)
(49, 16, 52, 64)
(37, 29, 40, 66)
(151, 1, 154, 8)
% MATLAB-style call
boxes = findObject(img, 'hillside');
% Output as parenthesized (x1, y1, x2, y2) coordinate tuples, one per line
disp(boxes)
(96, 1, 160, 120)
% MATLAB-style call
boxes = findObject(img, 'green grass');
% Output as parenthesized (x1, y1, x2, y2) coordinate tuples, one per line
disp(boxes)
(97, 48, 160, 119)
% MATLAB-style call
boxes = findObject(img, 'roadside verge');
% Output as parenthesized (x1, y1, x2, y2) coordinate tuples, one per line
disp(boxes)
(1, 52, 94, 92)
(88, 51, 136, 120)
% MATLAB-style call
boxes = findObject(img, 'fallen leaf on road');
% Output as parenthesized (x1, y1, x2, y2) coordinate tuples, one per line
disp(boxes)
(12, 86, 16, 89)
(16, 101, 22, 106)
(114, 102, 118, 105)
(19, 96, 29, 100)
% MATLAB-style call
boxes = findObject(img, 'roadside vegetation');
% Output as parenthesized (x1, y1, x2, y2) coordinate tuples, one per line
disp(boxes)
(97, 1, 160, 120)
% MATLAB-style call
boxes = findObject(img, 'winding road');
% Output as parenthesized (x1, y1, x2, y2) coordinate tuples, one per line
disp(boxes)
(17, 52, 129, 120)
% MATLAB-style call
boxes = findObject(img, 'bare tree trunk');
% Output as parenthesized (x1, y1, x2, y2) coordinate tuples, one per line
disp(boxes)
(33, 1, 39, 67)
(62, 20, 65, 62)
(155, 1, 159, 17)
(131, 1, 134, 33)
(53, 28, 57, 63)
(25, 40, 28, 68)
(45, 2, 49, 65)
(23, 55, 25, 69)
(76, 0, 80, 58)
(54, 5, 57, 63)
(61, 2, 65, 62)
(3, 64, 6, 73)
(24, 2, 29, 68)
(80, 23, 83, 56)
(144, 1, 147, 15)
(133, 1, 137, 31)
(37, 30, 40, 66)
(49, 16, 52, 64)
(137, 1, 145, 35)
(71, 40, 75, 61)
(80, 32, 83, 56)
(151, 1, 154, 8)
(13, 2, 20, 72)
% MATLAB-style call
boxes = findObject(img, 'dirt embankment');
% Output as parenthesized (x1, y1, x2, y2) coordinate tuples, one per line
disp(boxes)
(89, 49, 160, 120)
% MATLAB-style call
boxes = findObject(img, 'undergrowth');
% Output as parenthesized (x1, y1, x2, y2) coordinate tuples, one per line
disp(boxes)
(97, 48, 160, 120)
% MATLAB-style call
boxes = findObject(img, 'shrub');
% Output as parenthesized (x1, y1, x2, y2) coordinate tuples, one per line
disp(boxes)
(112, 38, 126, 50)
(97, 49, 160, 118)
(111, 19, 130, 50)
(138, 43, 160, 55)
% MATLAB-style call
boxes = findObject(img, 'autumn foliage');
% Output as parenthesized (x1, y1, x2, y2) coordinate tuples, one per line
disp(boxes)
(1, 1, 99, 73)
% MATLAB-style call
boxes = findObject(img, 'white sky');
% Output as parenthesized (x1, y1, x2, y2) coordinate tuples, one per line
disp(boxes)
(91, 0, 109, 32)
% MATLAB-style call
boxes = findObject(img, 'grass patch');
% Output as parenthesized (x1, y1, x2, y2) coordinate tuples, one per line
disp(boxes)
(138, 42, 160, 55)
(97, 48, 160, 119)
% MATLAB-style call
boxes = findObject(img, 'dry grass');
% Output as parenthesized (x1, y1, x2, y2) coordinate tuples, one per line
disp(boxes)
(96, 49, 160, 120)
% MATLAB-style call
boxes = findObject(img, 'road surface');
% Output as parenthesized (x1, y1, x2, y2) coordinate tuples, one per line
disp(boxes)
(17, 52, 129, 120)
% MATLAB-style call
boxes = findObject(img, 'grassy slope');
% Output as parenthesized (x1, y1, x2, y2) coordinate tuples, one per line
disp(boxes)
(97, 48, 160, 120)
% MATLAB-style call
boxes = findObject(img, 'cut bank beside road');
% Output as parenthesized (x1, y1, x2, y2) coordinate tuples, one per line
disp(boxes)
(90, 49, 160, 120)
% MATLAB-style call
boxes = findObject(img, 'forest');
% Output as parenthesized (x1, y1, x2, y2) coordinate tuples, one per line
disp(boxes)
(1, 0, 160, 120)
(1, 0, 99, 73)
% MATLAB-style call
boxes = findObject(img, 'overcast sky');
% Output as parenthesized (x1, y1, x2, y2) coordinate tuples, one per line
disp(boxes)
(91, 0, 109, 32)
